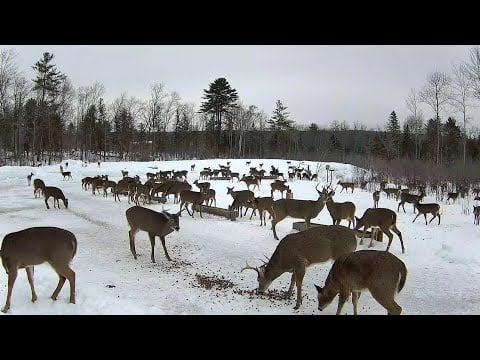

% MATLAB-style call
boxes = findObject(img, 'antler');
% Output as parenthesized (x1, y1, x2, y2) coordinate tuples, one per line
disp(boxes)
(240, 261, 260, 275)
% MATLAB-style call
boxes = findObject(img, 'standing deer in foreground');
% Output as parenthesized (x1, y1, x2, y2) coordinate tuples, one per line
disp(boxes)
(315, 250, 407, 315)
(325, 190, 356, 228)
(241, 224, 357, 310)
(0, 226, 77, 313)
(271, 184, 329, 240)
(355, 208, 404, 253)
(125, 206, 182, 263)
(27, 172, 34, 186)
(373, 190, 380, 208)
(474, 206, 480, 225)
(412, 201, 441, 225)
(43, 186, 69, 209)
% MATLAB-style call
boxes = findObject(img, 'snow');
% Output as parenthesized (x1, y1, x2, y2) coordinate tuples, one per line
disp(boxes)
(0, 158, 479, 315)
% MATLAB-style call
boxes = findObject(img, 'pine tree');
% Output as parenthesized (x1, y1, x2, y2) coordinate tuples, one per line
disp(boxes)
(443, 117, 461, 163)
(266, 100, 294, 130)
(386, 110, 401, 159)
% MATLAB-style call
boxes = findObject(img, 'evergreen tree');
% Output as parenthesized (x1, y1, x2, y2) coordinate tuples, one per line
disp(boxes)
(266, 100, 294, 130)
(386, 110, 401, 159)
(443, 117, 461, 163)
(401, 124, 415, 159)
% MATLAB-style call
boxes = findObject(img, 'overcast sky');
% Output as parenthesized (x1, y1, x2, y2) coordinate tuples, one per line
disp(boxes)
(3, 45, 478, 129)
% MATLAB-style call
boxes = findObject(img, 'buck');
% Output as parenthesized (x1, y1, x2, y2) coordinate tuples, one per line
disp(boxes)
(474, 206, 480, 225)
(271, 184, 329, 240)
(412, 201, 441, 225)
(125, 206, 182, 263)
(337, 181, 354, 193)
(27, 172, 34, 186)
(241, 224, 357, 310)
(315, 250, 407, 315)
(0, 226, 77, 313)
(325, 191, 356, 228)
(397, 192, 425, 213)
(372, 190, 380, 208)
(33, 178, 45, 198)
(59, 165, 72, 180)
(250, 196, 275, 226)
(43, 186, 69, 209)
(355, 208, 404, 253)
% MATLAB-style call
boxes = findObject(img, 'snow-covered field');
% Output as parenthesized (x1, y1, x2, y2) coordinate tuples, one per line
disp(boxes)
(0, 158, 479, 315)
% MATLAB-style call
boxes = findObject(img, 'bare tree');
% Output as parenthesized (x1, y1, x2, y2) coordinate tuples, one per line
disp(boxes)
(142, 83, 167, 156)
(12, 74, 30, 163)
(405, 88, 424, 159)
(465, 45, 480, 101)
(450, 62, 473, 167)
(0, 48, 17, 119)
(419, 72, 452, 165)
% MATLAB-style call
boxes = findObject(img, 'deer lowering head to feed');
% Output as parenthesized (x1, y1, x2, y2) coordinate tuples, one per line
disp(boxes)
(474, 206, 480, 225)
(412, 200, 441, 225)
(325, 190, 356, 228)
(227, 187, 255, 218)
(43, 186, 69, 209)
(125, 206, 181, 263)
(373, 191, 380, 208)
(271, 184, 329, 240)
(315, 250, 407, 315)
(242, 224, 357, 309)
(27, 172, 34, 186)
(355, 208, 404, 253)
(59, 165, 72, 180)
(33, 178, 45, 198)
(179, 190, 208, 218)
(397, 191, 425, 213)
(0, 226, 77, 313)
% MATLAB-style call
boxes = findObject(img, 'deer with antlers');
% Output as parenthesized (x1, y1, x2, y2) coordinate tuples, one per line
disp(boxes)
(241, 224, 357, 310)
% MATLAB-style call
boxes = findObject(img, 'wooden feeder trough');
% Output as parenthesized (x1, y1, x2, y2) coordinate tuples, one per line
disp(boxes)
(209, 176, 232, 181)
(193, 204, 239, 221)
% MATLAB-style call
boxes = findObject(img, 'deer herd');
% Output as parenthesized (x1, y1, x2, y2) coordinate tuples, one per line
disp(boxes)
(0, 159, 477, 315)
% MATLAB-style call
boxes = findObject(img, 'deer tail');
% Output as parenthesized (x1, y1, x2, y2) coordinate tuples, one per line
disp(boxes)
(397, 264, 407, 293)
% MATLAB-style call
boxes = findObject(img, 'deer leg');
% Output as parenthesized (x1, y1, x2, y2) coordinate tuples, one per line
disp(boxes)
(402, 203, 406, 213)
(336, 289, 349, 315)
(286, 272, 296, 298)
(45, 197, 50, 209)
(391, 225, 404, 253)
(424, 214, 428, 225)
(370, 288, 401, 315)
(198, 203, 203, 218)
(352, 291, 361, 315)
(51, 275, 66, 301)
(148, 232, 156, 263)
(25, 267, 37, 303)
(293, 266, 306, 310)
(2, 267, 18, 313)
(438, 213, 441, 225)
(129, 228, 139, 260)
(272, 219, 279, 240)
(50, 264, 76, 304)
(384, 229, 394, 252)
(160, 236, 172, 261)
(412, 213, 421, 223)
(360, 228, 366, 245)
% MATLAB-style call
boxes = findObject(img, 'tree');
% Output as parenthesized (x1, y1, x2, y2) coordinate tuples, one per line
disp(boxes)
(405, 88, 424, 159)
(199, 78, 239, 155)
(465, 45, 480, 101)
(386, 110, 401, 159)
(442, 117, 461, 163)
(402, 124, 415, 159)
(419, 71, 452, 165)
(266, 100, 294, 130)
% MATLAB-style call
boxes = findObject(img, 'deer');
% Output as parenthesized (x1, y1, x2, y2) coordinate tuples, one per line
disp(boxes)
(355, 208, 404, 253)
(250, 196, 275, 226)
(179, 190, 209, 218)
(240, 175, 260, 191)
(191, 164, 195, 172)
(59, 165, 72, 180)
(474, 206, 480, 225)
(0, 226, 77, 313)
(337, 181, 354, 193)
(271, 181, 289, 199)
(412, 201, 441, 225)
(33, 178, 45, 198)
(193, 179, 211, 193)
(27, 172, 34, 186)
(397, 191, 425, 213)
(383, 187, 398, 199)
(43, 186, 69, 209)
(325, 190, 356, 228)
(241, 224, 357, 310)
(203, 188, 216, 207)
(227, 187, 255, 218)
(271, 184, 329, 240)
(315, 250, 407, 315)
(121, 170, 129, 177)
(125, 206, 182, 263)
(373, 190, 380, 208)
(446, 192, 459, 204)
(164, 181, 192, 204)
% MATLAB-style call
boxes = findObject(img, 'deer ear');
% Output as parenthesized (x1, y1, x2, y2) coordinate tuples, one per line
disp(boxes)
(314, 284, 322, 293)
(355, 216, 360, 221)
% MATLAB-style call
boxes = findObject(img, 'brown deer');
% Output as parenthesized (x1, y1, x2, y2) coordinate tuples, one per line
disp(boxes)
(179, 190, 209, 218)
(250, 196, 275, 226)
(190, 164, 195, 171)
(337, 181, 354, 193)
(121, 170, 129, 177)
(270, 181, 289, 199)
(227, 187, 255, 218)
(325, 191, 356, 228)
(193, 179, 211, 193)
(446, 192, 459, 204)
(59, 165, 72, 180)
(241, 224, 357, 309)
(271, 184, 329, 240)
(43, 186, 69, 209)
(0, 226, 77, 313)
(354, 208, 404, 253)
(397, 191, 425, 213)
(383, 187, 398, 199)
(474, 206, 480, 225)
(203, 188, 216, 207)
(240, 175, 260, 191)
(164, 181, 192, 204)
(412, 201, 441, 225)
(315, 250, 407, 315)
(33, 178, 45, 198)
(125, 206, 182, 263)
(372, 190, 380, 208)
(27, 172, 34, 186)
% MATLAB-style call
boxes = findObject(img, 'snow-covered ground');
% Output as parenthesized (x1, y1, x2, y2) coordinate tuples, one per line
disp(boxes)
(0, 158, 479, 315)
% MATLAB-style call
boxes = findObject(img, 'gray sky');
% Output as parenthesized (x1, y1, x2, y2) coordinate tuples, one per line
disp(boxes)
(4, 45, 478, 129)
